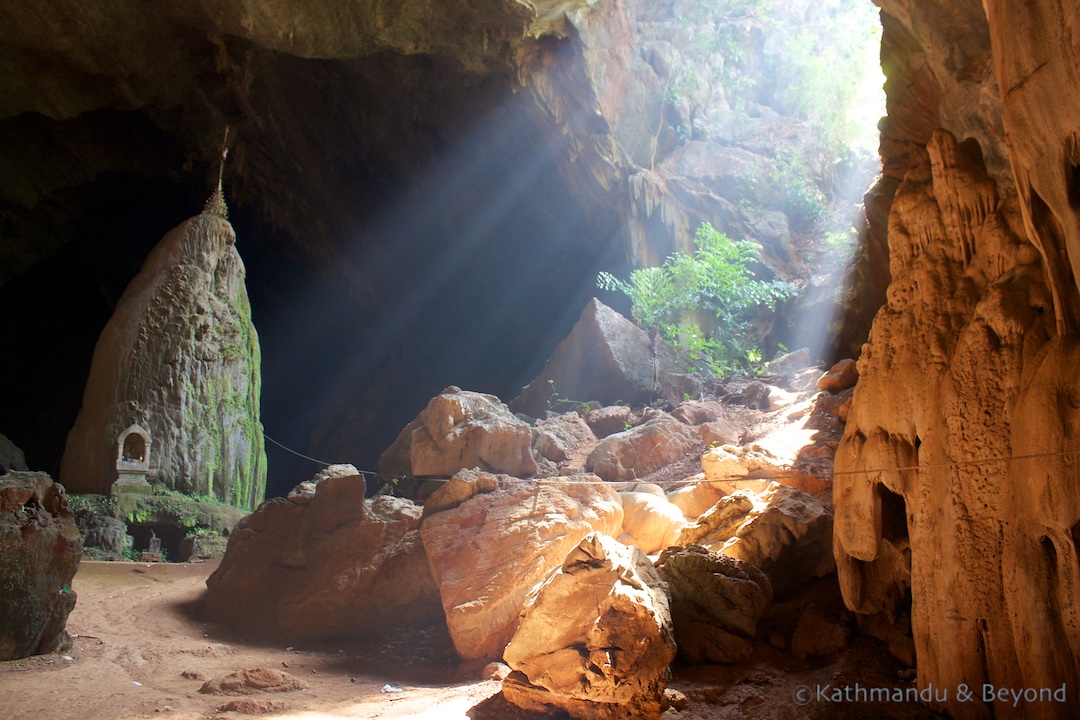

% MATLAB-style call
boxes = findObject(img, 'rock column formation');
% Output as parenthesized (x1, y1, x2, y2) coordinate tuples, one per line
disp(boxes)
(60, 211, 265, 508)
(835, 1, 1080, 717)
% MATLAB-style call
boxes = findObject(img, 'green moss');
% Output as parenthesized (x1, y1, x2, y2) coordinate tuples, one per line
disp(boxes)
(120, 490, 247, 533)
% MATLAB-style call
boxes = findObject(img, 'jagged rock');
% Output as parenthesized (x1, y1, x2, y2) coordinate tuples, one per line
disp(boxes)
(720, 379, 773, 410)
(583, 405, 635, 438)
(531, 413, 598, 474)
(510, 299, 676, 418)
(695, 419, 743, 448)
(655, 545, 772, 664)
(286, 463, 359, 505)
(379, 387, 536, 479)
(59, 213, 266, 508)
(503, 533, 676, 720)
(204, 474, 442, 640)
(586, 413, 699, 482)
(719, 484, 834, 598)
(816, 358, 859, 393)
(617, 491, 686, 555)
(680, 484, 833, 598)
(70, 499, 128, 557)
(199, 668, 309, 695)
(0, 471, 81, 660)
(700, 443, 785, 484)
(677, 492, 755, 547)
(420, 474, 622, 661)
(0, 433, 28, 472)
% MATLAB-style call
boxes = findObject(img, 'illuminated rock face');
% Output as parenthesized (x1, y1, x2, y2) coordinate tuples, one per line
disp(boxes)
(502, 533, 676, 720)
(837, 2, 1080, 716)
(420, 474, 623, 661)
(60, 213, 266, 508)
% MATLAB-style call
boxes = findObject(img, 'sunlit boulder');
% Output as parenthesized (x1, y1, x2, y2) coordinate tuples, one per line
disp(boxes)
(503, 533, 675, 720)
(420, 474, 622, 660)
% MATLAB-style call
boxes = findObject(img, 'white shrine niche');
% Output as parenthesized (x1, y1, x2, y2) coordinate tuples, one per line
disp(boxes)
(113, 423, 152, 495)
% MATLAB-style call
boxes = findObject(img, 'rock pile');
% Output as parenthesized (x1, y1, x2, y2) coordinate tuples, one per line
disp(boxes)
(206, 307, 854, 719)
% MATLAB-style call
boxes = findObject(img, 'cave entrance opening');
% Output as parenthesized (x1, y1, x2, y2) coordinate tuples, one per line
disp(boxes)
(127, 522, 189, 562)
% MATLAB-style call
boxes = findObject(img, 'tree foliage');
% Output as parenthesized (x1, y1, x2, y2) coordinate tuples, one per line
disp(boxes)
(663, 0, 882, 155)
(598, 223, 796, 375)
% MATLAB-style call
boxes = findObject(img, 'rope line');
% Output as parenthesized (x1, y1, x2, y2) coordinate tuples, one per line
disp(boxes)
(263, 434, 338, 468)
(262, 430, 1080, 490)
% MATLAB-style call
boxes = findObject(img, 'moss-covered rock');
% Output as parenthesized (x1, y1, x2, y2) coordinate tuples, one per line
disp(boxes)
(70, 490, 247, 562)
(59, 213, 266, 509)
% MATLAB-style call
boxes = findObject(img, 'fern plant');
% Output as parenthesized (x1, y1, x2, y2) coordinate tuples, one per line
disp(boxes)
(598, 223, 796, 375)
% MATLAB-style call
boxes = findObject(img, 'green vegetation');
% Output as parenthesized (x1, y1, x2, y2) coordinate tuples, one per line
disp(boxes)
(598, 222, 796, 375)
(545, 379, 591, 413)
(662, 0, 882, 155)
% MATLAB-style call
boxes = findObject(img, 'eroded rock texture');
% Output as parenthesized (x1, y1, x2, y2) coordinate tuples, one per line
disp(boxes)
(379, 387, 536, 479)
(836, 2, 1080, 716)
(420, 473, 623, 661)
(503, 533, 676, 720)
(0, 472, 81, 660)
(59, 213, 266, 507)
(655, 544, 772, 664)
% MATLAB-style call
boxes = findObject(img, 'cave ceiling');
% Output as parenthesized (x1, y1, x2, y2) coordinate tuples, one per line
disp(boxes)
(0, 1, 635, 491)
(0, 0, 889, 493)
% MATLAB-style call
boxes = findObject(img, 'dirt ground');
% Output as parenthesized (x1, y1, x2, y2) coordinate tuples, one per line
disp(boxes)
(1, 560, 942, 720)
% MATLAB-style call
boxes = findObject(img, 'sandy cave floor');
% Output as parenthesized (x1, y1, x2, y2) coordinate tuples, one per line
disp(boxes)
(1, 560, 943, 720)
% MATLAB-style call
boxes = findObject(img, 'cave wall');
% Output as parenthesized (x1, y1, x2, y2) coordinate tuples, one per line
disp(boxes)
(835, 1, 1080, 716)
(2, 0, 881, 490)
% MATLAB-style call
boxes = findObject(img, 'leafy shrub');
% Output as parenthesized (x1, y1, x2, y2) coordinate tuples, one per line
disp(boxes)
(598, 223, 796, 375)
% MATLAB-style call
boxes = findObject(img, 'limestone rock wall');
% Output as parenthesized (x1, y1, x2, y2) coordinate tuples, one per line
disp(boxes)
(60, 213, 265, 508)
(835, 1, 1080, 716)
(0, 471, 81, 660)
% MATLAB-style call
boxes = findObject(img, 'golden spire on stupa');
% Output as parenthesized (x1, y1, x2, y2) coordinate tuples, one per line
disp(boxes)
(202, 126, 230, 219)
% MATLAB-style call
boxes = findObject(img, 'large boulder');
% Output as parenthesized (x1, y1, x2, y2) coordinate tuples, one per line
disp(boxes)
(503, 533, 676, 720)
(655, 545, 772, 664)
(379, 387, 536, 479)
(204, 473, 442, 640)
(420, 473, 623, 660)
(531, 413, 598, 475)
(683, 483, 834, 598)
(59, 213, 266, 508)
(583, 405, 635, 438)
(0, 471, 81, 660)
(285, 463, 359, 504)
(510, 299, 676, 418)
(586, 413, 699, 482)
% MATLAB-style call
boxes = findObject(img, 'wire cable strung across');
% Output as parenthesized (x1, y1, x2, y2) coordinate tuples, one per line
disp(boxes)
(263, 432, 1080, 492)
